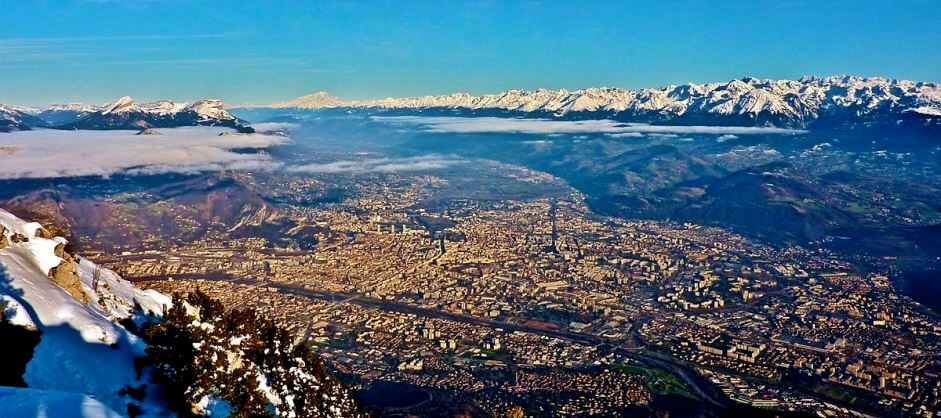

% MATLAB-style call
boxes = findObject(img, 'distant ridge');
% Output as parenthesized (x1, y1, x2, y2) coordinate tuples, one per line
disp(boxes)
(1, 97, 254, 133)
(265, 76, 941, 129)
(270, 91, 344, 109)
(0, 104, 48, 132)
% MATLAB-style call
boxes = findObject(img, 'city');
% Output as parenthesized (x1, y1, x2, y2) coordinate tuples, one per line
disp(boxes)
(81, 167, 941, 417)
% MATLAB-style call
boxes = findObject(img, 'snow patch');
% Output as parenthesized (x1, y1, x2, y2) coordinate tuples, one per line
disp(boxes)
(0, 386, 123, 418)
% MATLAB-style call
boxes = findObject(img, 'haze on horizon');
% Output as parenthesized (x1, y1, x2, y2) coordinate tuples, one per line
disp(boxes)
(1, 0, 939, 106)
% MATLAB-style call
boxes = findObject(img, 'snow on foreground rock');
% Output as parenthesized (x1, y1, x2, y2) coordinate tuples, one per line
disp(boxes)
(0, 208, 172, 417)
(0, 386, 123, 418)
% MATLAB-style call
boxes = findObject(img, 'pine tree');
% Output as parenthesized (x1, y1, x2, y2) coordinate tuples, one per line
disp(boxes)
(139, 291, 362, 418)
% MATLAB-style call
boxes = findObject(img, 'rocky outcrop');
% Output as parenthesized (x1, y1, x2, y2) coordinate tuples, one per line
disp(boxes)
(136, 128, 162, 136)
(53, 242, 69, 259)
(34, 227, 54, 239)
(0, 225, 7, 249)
(47, 244, 90, 305)
(47, 258, 90, 305)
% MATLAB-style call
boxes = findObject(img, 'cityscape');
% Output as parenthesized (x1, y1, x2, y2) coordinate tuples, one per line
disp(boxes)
(77, 165, 941, 416)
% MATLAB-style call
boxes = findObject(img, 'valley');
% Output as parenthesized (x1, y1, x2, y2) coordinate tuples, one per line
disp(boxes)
(2, 76, 941, 417)
(3, 2, 941, 416)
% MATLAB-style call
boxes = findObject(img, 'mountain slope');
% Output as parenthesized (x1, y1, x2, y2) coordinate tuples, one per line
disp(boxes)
(1, 173, 318, 252)
(0, 208, 172, 417)
(653, 162, 854, 242)
(0, 208, 362, 417)
(0, 104, 48, 132)
(37, 103, 103, 126)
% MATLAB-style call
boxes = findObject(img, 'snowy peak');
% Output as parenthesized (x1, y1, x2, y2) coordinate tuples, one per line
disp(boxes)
(270, 91, 344, 109)
(0, 207, 170, 343)
(139, 99, 187, 116)
(101, 95, 139, 115)
(184, 98, 236, 121)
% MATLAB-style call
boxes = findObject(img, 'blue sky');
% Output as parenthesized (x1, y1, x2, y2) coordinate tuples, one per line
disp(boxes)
(1, 1, 939, 106)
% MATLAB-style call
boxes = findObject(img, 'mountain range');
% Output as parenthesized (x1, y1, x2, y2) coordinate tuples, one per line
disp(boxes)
(0, 104, 47, 133)
(7, 77, 941, 132)
(266, 76, 941, 129)
(0, 97, 253, 133)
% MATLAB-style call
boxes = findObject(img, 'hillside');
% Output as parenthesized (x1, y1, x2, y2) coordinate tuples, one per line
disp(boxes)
(0, 208, 362, 417)
(0, 104, 47, 133)
(0, 208, 172, 417)
(0, 172, 318, 252)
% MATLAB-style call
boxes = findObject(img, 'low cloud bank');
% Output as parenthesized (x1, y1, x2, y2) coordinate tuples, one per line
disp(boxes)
(373, 116, 805, 135)
(249, 122, 300, 133)
(608, 132, 645, 138)
(0, 127, 288, 179)
(287, 155, 464, 174)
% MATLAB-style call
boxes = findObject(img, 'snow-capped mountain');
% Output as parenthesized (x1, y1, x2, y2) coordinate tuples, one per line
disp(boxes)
(271, 76, 941, 128)
(270, 91, 344, 109)
(50, 96, 255, 132)
(37, 102, 103, 126)
(0, 104, 48, 132)
(0, 208, 172, 416)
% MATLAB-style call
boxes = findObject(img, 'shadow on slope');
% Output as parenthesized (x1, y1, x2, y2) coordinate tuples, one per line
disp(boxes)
(0, 263, 144, 417)
(0, 263, 42, 387)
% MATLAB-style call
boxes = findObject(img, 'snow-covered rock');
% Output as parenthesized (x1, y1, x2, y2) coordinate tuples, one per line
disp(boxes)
(0, 208, 171, 416)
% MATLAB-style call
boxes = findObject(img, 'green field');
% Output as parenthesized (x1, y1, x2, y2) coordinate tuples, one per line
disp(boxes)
(813, 383, 870, 409)
(612, 365, 700, 399)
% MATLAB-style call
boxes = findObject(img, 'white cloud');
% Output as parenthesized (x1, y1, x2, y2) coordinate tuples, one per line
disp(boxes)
(373, 116, 806, 135)
(0, 127, 288, 179)
(607, 132, 644, 138)
(249, 122, 299, 133)
(716, 134, 739, 142)
(287, 155, 464, 174)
